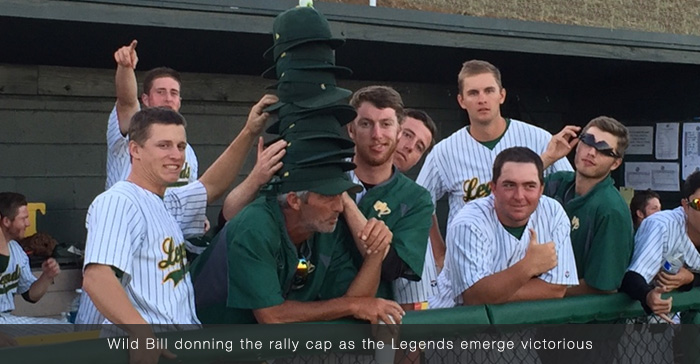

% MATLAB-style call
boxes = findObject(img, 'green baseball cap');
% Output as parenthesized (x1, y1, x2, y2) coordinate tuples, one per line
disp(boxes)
(263, 82, 352, 113)
(271, 161, 361, 195)
(263, 6, 345, 61)
(266, 105, 356, 135)
(262, 43, 352, 79)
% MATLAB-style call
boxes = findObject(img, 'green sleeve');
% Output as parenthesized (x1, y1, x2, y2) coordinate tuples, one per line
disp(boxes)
(226, 223, 286, 310)
(583, 206, 634, 291)
(318, 221, 358, 300)
(389, 191, 434, 279)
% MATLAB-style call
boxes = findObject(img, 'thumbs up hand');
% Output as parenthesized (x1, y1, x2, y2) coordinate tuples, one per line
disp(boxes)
(524, 229, 558, 277)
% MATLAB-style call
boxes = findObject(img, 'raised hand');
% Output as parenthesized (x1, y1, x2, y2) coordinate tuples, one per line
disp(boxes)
(114, 40, 139, 69)
(245, 94, 279, 136)
(524, 229, 557, 277)
(542, 125, 580, 167)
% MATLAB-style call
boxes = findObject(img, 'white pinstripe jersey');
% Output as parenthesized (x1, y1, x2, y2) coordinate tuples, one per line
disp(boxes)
(80, 180, 207, 326)
(627, 207, 700, 283)
(0, 240, 37, 312)
(348, 171, 437, 304)
(106, 105, 198, 190)
(416, 119, 573, 227)
(436, 194, 578, 307)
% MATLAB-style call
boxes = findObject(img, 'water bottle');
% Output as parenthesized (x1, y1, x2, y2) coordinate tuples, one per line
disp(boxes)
(661, 252, 683, 274)
(67, 289, 81, 323)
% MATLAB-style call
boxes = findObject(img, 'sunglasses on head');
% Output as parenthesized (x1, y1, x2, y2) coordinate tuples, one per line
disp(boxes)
(687, 198, 700, 211)
(579, 133, 620, 158)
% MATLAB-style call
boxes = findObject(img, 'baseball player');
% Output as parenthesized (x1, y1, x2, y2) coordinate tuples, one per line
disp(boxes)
(344, 86, 434, 311)
(621, 171, 700, 322)
(416, 60, 573, 271)
(430, 147, 578, 308)
(82, 101, 280, 362)
(106, 40, 197, 190)
(543, 116, 633, 296)
(389, 108, 440, 308)
(0, 192, 65, 330)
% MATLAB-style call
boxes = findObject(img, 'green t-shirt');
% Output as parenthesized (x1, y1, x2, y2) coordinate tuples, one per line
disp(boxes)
(348, 171, 434, 299)
(544, 171, 634, 290)
(194, 196, 357, 324)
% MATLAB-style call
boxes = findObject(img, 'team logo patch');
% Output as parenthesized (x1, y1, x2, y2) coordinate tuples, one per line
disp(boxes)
(571, 216, 580, 231)
(565, 271, 570, 278)
(462, 177, 491, 202)
(158, 237, 188, 287)
(373, 200, 391, 217)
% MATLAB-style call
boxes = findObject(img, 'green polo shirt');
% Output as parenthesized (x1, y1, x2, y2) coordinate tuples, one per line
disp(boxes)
(348, 171, 433, 299)
(194, 196, 357, 324)
(544, 171, 634, 291)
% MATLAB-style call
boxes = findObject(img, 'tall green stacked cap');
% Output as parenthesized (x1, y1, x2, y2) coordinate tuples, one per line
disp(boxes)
(263, 5, 359, 196)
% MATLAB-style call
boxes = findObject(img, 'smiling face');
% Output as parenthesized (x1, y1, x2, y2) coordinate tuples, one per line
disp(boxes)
(393, 116, 433, 172)
(2, 205, 30, 241)
(130, 123, 187, 189)
(490, 162, 543, 227)
(141, 76, 182, 112)
(348, 102, 400, 168)
(574, 126, 622, 179)
(457, 72, 506, 126)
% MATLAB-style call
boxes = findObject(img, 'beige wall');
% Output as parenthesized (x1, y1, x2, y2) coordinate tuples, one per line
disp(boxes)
(321, 0, 700, 36)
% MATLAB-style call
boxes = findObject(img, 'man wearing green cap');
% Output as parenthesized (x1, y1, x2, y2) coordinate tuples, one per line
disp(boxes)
(344, 86, 434, 310)
(193, 162, 405, 324)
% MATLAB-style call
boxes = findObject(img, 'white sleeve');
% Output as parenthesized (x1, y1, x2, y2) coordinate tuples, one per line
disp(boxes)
(185, 145, 199, 182)
(627, 218, 667, 283)
(106, 105, 134, 190)
(13, 242, 37, 294)
(106, 105, 128, 155)
(416, 148, 447, 206)
(537, 204, 579, 285)
(83, 193, 144, 278)
(447, 222, 494, 297)
(164, 181, 207, 239)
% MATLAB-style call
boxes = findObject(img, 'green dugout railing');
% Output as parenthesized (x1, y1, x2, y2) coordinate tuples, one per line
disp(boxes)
(3, 288, 700, 363)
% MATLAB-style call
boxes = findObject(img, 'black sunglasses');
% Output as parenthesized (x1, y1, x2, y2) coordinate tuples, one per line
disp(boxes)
(578, 133, 620, 158)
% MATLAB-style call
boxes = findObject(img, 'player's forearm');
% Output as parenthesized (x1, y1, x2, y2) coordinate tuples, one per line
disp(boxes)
(510, 278, 566, 302)
(341, 196, 371, 255)
(253, 298, 359, 323)
(461, 262, 533, 305)
(345, 251, 384, 297)
(565, 278, 616, 297)
(26, 274, 53, 303)
(114, 65, 140, 135)
(83, 264, 149, 328)
(221, 177, 260, 221)
(429, 215, 446, 270)
(200, 128, 257, 203)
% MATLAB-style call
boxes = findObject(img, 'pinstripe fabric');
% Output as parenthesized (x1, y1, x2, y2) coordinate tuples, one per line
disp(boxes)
(78, 181, 206, 327)
(432, 194, 578, 307)
(105, 105, 198, 190)
(0, 241, 37, 312)
(416, 120, 573, 228)
(628, 207, 700, 283)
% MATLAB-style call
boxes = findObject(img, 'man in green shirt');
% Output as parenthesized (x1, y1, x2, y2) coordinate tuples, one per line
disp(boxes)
(193, 162, 405, 324)
(543, 116, 634, 296)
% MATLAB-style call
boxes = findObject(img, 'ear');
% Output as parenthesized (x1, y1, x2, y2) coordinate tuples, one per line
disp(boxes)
(609, 158, 622, 171)
(0, 216, 10, 229)
(346, 121, 356, 140)
(635, 209, 645, 221)
(129, 140, 141, 161)
(456, 93, 467, 110)
(140, 93, 149, 107)
(499, 87, 506, 105)
(287, 192, 302, 211)
(488, 180, 496, 192)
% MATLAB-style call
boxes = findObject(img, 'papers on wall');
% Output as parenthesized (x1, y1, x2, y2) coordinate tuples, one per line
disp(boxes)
(655, 122, 679, 160)
(626, 126, 653, 155)
(624, 162, 680, 192)
(682, 122, 700, 179)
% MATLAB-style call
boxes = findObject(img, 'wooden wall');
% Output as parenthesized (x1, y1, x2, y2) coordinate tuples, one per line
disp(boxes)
(0, 63, 463, 245)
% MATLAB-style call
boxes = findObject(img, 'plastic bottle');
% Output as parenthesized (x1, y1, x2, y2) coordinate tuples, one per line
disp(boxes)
(661, 252, 684, 274)
(68, 289, 82, 323)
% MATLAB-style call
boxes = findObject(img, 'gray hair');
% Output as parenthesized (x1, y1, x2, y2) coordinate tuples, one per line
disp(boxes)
(277, 190, 310, 208)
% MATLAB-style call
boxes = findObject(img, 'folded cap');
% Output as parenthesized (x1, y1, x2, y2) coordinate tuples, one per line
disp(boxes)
(266, 105, 356, 135)
(263, 6, 345, 61)
(262, 43, 351, 79)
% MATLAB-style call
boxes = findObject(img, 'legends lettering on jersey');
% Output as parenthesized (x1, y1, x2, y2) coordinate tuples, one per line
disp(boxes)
(0, 265, 20, 294)
(462, 177, 492, 203)
(158, 237, 188, 287)
(170, 162, 191, 188)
